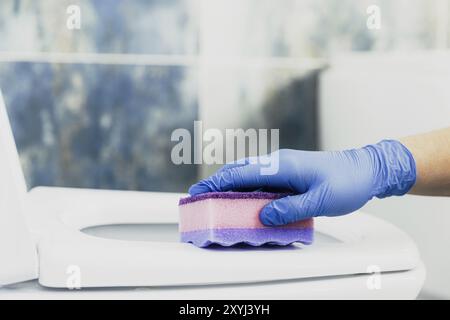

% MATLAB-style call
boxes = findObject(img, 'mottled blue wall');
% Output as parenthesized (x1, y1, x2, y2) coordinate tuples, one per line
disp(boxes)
(0, 0, 199, 192)
(0, 62, 198, 191)
(0, 0, 199, 54)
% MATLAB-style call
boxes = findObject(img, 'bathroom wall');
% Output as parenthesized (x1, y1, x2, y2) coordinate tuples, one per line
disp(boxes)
(0, 0, 447, 193)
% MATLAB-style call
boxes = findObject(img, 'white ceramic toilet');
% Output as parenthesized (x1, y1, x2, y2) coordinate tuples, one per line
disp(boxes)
(0, 90, 425, 299)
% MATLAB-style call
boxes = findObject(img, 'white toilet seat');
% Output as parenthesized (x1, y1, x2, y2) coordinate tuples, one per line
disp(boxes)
(22, 186, 424, 298)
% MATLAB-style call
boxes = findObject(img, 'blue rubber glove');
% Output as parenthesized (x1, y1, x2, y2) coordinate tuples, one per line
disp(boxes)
(188, 140, 416, 226)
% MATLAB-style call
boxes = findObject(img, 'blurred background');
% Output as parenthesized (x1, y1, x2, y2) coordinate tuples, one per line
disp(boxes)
(0, 0, 450, 298)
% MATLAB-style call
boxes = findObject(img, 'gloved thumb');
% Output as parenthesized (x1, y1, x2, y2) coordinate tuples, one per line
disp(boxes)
(259, 189, 323, 226)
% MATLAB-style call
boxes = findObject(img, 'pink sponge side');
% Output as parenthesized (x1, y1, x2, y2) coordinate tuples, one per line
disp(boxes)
(178, 192, 314, 247)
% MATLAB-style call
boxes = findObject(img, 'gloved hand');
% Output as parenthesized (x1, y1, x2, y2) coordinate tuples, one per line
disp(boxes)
(188, 140, 416, 226)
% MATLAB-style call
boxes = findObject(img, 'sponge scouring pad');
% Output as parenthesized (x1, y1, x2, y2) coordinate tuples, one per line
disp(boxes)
(178, 192, 314, 247)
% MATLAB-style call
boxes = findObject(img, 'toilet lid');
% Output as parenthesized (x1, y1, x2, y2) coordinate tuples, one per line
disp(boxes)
(0, 90, 38, 286)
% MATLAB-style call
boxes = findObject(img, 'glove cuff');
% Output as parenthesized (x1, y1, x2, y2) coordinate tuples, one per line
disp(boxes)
(364, 140, 417, 199)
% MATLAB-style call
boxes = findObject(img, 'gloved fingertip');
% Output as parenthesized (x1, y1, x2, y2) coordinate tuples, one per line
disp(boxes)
(188, 182, 211, 196)
(259, 205, 282, 226)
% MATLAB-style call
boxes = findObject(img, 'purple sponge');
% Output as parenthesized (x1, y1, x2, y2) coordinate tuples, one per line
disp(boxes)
(179, 192, 314, 247)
